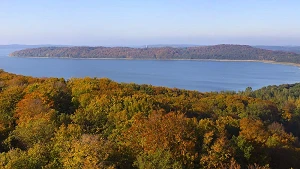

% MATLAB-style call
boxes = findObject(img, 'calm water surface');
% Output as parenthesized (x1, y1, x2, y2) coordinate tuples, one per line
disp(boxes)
(1, 47, 300, 92)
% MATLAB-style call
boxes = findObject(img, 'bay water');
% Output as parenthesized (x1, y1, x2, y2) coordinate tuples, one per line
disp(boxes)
(1, 47, 300, 92)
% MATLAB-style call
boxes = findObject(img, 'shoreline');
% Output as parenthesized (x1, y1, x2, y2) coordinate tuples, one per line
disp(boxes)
(10, 56, 300, 67)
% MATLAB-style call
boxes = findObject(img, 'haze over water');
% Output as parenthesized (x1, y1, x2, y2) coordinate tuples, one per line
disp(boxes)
(1, 47, 300, 92)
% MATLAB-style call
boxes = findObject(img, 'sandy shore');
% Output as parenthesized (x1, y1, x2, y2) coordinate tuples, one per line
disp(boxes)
(10, 56, 300, 67)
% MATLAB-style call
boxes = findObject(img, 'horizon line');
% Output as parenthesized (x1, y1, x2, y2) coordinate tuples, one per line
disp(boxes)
(1, 44, 300, 47)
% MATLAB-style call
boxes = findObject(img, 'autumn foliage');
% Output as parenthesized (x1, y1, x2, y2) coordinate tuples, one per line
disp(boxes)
(0, 69, 299, 168)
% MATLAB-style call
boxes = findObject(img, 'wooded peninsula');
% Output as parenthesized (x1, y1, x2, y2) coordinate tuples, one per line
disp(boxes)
(1, 69, 300, 168)
(9, 44, 300, 64)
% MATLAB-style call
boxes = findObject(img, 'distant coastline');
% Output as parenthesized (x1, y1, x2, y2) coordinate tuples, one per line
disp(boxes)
(9, 44, 300, 66)
(10, 55, 300, 67)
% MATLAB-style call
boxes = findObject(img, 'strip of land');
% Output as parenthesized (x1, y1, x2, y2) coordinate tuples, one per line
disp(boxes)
(9, 44, 300, 65)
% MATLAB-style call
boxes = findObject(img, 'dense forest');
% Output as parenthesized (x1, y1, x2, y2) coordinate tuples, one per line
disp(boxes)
(0, 69, 300, 168)
(10, 44, 300, 64)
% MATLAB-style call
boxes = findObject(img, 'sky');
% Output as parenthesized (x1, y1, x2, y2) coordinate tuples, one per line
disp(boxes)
(0, 0, 300, 46)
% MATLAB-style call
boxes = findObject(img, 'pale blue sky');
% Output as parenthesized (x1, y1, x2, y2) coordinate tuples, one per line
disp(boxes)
(0, 0, 300, 46)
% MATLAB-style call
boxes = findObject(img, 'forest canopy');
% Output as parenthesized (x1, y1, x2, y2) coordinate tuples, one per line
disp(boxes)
(10, 44, 300, 64)
(0, 69, 300, 168)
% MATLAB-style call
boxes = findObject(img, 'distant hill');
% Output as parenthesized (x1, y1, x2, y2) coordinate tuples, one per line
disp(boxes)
(256, 45, 300, 54)
(10, 44, 300, 64)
